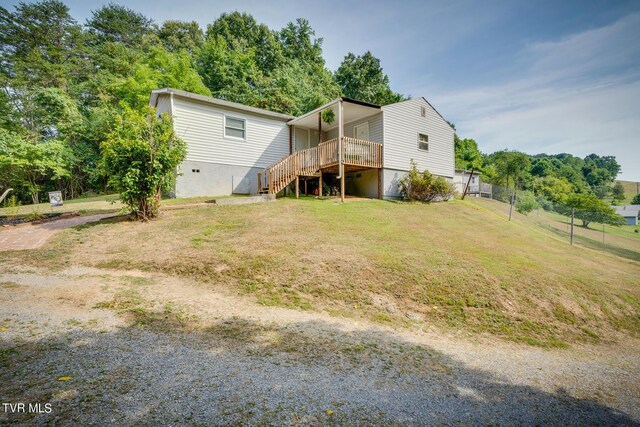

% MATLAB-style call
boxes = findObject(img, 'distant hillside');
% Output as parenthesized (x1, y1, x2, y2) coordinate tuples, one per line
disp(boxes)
(616, 180, 639, 204)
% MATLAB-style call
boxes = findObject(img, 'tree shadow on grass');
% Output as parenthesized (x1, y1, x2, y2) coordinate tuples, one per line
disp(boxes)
(1, 313, 638, 426)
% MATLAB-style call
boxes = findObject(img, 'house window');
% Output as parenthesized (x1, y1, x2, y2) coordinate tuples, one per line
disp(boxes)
(421, 106, 426, 117)
(418, 133, 429, 151)
(224, 116, 246, 139)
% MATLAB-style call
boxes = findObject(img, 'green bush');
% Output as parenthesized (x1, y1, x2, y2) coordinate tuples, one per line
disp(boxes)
(399, 161, 454, 202)
(516, 192, 538, 215)
(101, 106, 186, 221)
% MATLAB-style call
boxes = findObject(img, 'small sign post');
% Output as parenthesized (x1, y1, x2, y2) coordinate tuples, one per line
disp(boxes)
(48, 191, 63, 207)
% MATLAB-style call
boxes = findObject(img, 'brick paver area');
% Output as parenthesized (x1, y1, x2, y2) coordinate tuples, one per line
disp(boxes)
(0, 213, 117, 251)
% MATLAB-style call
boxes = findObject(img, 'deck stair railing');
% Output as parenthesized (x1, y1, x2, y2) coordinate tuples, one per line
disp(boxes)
(258, 137, 382, 195)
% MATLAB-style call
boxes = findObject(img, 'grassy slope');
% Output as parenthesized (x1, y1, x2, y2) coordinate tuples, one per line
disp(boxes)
(2, 197, 638, 348)
(616, 180, 639, 204)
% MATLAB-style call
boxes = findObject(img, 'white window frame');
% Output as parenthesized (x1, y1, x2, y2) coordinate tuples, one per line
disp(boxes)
(418, 133, 429, 151)
(224, 115, 246, 141)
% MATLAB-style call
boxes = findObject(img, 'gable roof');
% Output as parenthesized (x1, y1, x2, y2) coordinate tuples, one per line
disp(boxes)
(613, 205, 640, 217)
(383, 97, 455, 131)
(150, 88, 295, 121)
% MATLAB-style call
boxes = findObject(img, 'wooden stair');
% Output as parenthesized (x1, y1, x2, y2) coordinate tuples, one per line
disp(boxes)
(257, 137, 382, 195)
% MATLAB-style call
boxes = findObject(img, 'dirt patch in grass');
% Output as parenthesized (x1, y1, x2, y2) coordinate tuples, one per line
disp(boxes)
(2, 198, 639, 348)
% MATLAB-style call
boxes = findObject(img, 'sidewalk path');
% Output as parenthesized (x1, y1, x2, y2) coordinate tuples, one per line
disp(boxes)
(0, 213, 118, 251)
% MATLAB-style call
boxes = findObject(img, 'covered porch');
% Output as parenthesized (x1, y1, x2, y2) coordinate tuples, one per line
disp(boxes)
(285, 97, 384, 201)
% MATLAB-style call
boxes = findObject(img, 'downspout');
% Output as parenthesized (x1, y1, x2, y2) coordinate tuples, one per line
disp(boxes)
(337, 99, 343, 179)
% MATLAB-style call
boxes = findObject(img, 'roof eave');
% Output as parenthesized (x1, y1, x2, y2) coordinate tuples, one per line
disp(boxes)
(149, 88, 295, 121)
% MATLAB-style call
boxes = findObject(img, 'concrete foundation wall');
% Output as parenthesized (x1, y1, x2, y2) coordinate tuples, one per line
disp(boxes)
(382, 168, 405, 199)
(175, 160, 262, 198)
(382, 168, 453, 199)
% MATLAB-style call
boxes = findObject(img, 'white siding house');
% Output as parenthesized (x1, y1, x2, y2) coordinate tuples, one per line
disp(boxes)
(381, 98, 455, 198)
(613, 205, 640, 225)
(150, 89, 293, 197)
(150, 89, 454, 199)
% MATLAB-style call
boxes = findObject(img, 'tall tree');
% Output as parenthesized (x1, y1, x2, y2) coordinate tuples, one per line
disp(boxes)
(493, 151, 531, 189)
(207, 12, 283, 74)
(86, 3, 153, 46)
(0, 0, 88, 90)
(158, 20, 204, 54)
(335, 51, 404, 105)
(562, 193, 624, 228)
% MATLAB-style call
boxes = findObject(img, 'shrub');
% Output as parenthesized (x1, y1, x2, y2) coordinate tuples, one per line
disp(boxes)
(101, 106, 186, 221)
(516, 192, 538, 215)
(399, 161, 454, 202)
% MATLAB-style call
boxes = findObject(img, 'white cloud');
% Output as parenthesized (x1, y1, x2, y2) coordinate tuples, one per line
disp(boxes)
(426, 12, 640, 181)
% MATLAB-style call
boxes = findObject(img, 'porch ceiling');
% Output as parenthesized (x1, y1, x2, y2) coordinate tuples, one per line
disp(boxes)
(288, 98, 381, 131)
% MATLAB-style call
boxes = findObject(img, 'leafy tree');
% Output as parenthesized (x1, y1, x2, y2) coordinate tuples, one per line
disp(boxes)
(530, 157, 556, 177)
(493, 150, 531, 189)
(210, 12, 283, 74)
(197, 34, 264, 107)
(612, 181, 625, 203)
(561, 193, 624, 228)
(0, 0, 88, 89)
(0, 130, 73, 203)
(86, 3, 153, 46)
(113, 44, 211, 110)
(198, 15, 339, 115)
(631, 193, 640, 205)
(532, 176, 574, 204)
(158, 20, 204, 54)
(335, 51, 404, 105)
(584, 153, 620, 179)
(101, 107, 186, 220)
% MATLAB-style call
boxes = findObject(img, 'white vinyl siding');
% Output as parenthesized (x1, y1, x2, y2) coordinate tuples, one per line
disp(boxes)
(324, 112, 383, 143)
(154, 94, 172, 117)
(381, 98, 454, 178)
(172, 96, 289, 169)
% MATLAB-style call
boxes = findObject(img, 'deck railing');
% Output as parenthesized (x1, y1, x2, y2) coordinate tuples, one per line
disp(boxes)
(258, 137, 382, 194)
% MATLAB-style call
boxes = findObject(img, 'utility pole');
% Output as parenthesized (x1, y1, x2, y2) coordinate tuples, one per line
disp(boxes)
(570, 207, 575, 245)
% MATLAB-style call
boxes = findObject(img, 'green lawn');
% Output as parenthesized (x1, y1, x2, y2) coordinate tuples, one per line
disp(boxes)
(2, 196, 638, 348)
(0, 194, 249, 218)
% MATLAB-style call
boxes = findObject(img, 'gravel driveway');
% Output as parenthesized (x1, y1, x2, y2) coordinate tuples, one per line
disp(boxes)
(1, 267, 639, 426)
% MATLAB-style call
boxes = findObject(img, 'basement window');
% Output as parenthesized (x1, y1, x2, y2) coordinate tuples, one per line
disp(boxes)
(224, 116, 246, 140)
(418, 133, 429, 151)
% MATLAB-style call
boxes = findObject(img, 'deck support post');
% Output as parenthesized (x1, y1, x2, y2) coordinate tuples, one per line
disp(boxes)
(377, 168, 382, 200)
(295, 176, 299, 199)
(338, 99, 344, 202)
(304, 178, 308, 196)
(319, 170, 323, 197)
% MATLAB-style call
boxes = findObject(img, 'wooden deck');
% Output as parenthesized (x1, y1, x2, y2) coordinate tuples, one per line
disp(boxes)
(258, 137, 382, 195)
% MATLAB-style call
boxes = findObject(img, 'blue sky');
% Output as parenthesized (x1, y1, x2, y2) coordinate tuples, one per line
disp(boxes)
(3, 0, 640, 181)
